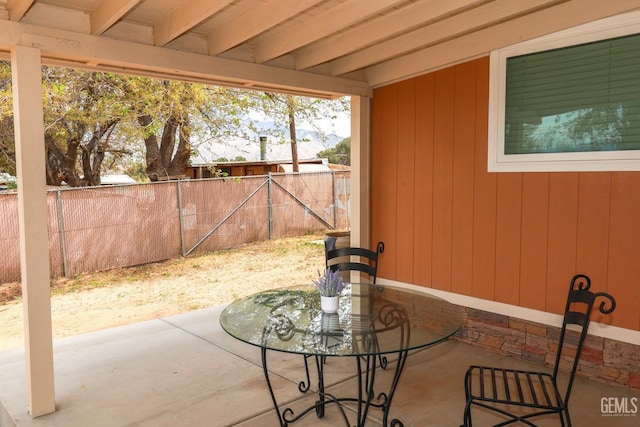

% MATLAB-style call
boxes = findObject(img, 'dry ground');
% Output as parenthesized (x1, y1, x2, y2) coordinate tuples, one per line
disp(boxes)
(0, 233, 326, 350)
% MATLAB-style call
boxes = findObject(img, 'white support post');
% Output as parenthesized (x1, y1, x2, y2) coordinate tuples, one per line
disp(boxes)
(11, 45, 56, 417)
(349, 96, 372, 310)
(350, 96, 371, 249)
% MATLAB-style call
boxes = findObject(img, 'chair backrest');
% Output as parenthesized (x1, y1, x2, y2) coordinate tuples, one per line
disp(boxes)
(325, 241, 385, 284)
(554, 274, 616, 404)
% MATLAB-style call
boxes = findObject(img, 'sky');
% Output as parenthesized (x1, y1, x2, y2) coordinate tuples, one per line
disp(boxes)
(249, 107, 351, 138)
(320, 113, 351, 138)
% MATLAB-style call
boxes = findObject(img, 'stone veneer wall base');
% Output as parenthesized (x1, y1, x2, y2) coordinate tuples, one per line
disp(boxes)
(453, 306, 640, 390)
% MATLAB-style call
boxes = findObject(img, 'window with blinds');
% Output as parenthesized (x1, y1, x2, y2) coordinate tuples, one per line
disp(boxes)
(505, 33, 640, 155)
(487, 12, 640, 172)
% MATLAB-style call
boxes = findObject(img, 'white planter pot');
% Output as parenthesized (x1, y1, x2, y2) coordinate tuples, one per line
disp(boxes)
(320, 296, 340, 313)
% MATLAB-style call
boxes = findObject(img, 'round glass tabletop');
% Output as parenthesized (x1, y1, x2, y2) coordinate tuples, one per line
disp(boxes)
(220, 283, 462, 357)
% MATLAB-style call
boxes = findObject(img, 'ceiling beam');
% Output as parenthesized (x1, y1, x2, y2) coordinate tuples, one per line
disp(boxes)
(295, 0, 489, 70)
(91, 0, 143, 35)
(332, 0, 565, 76)
(365, 0, 640, 87)
(208, 0, 324, 55)
(0, 19, 370, 98)
(254, 0, 405, 64)
(154, 0, 234, 47)
(7, 0, 35, 21)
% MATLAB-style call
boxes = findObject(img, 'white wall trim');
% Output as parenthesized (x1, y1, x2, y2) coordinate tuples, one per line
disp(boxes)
(379, 278, 640, 346)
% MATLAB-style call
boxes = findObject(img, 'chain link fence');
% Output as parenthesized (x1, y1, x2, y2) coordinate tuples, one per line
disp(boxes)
(0, 171, 350, 283)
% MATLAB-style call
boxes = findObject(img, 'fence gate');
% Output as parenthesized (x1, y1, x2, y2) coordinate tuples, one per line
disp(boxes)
(179, 172, 349, 255)
(268, 172, 339, 239)
(179, 176, 271, 256)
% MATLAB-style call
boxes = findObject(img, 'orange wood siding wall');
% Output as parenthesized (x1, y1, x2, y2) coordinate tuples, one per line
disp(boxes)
(370, 57, 640, 331)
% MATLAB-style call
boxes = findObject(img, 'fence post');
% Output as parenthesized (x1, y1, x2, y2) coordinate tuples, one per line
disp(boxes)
(268, 173, 273, 240)
(177, 180, 186, 256)
(56, 189, 69, 277)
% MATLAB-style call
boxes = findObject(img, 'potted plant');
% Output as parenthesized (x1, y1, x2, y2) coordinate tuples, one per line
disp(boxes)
(313, 267, 345, 313)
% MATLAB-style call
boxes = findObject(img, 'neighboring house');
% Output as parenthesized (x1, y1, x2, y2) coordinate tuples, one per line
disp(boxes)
(186, 159, 332, 178)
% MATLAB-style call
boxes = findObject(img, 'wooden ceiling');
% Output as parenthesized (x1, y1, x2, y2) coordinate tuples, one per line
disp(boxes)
(0, 0, 638, 98)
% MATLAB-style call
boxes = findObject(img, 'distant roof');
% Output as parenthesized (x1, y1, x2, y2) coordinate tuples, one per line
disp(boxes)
(0, 172, 16, 183)
(190, 158, 326, 168)
(278, 163, 330, 173)
(101, 174, 137, 185)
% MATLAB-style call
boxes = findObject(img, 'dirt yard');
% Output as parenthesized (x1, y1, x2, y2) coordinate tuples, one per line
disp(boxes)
(0, 233, 326, 350)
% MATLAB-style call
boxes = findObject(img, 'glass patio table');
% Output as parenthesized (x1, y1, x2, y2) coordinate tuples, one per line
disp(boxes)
(219, 283, 462, 427)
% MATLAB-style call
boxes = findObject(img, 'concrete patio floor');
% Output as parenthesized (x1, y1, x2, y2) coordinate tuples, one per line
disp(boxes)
(0, 306, 638, 427)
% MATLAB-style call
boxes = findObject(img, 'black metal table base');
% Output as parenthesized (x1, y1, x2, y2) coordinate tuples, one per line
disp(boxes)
(262, 348, 408, 427)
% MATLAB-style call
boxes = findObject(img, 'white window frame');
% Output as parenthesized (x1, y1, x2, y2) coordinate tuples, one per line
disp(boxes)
(488, 12, 640, 172)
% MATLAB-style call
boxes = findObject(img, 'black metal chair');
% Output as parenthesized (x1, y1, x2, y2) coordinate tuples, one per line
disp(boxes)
(461, 274, 616, 427)
(298, 241, 386, 393)
(324, 241, 385, 284)
(327, 241, 386, 368)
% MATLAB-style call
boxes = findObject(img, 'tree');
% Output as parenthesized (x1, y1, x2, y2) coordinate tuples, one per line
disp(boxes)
(0, 65, 137, 186)
(317, 137, 350, 165)
(41, 68, 130, 186)
(125, 78, 254, 181)
(255, 93, 350, 171)
(0, 61, 348, 185)
(260, 94, 300, 171)
(0, 64, 255, 185)
(0, 117, 16, 177)
(112, 77, 195, 181)
(4, 65, 146, 184)
(0, 64, 15, 176)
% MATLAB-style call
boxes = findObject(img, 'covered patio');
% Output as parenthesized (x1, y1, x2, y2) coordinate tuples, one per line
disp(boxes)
(2, 0, 640, 423)
(1, 306, 637, 426)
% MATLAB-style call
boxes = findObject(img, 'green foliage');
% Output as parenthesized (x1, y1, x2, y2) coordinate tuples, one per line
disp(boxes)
(255, 93, 350, 144)
(317, 137, 350, 165)
(0, 59, 350, 184)
(207, 165, 228, 178)
(0, 63, 15, 176)
(0, 63, 259, 185)
(123, 162, 149, 182)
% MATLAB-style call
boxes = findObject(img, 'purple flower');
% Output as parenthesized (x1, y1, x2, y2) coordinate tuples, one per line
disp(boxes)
(312, 267, 345, 297)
